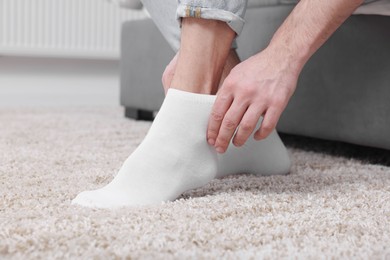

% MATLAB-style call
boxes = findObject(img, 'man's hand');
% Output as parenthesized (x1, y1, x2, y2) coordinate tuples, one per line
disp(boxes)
(207, 0, 364, 153)
(207, 45, 299, 153)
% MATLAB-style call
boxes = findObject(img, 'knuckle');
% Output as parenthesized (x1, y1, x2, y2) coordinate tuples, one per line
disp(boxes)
(223, 118, 238, 130)
(207, 129, 218, 138)
(241, 85, 256, 96)
(263, 96, 273, 106)
(223, 78, 235, 88)
(211, 110, 224, 122)
(273, 95, 288, 107)
(273, 89, 292, 104)
(261, 123, 274, 134)
(239, 122, 253, 132)
(217, 94, 231, 103)
(233, 136, 245, 147)
(233, 141, 242, 147)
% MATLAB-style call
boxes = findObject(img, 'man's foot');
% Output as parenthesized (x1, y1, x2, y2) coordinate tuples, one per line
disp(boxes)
(72, 89, 291, 208)
(72, 89, 218, 208)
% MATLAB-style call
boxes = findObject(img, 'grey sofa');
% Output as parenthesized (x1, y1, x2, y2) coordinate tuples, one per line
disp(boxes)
(120, 5, 390, 150)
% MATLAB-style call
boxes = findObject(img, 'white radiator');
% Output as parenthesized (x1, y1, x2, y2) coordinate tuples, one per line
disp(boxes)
(0, 0, 147, 59)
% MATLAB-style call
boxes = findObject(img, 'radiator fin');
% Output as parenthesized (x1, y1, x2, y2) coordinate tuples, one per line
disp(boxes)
(0, 0, 147, 59)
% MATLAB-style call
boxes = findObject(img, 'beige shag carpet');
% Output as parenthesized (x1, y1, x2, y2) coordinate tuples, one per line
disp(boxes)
(1, 107, 389, 259)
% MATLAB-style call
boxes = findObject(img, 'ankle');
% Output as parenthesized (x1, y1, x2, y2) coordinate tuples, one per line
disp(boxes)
(170, 76, 218, 95)
(168, 17, 235, 95)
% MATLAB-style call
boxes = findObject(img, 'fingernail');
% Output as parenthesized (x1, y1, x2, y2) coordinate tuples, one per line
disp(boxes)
(215, 147, 224, 153)
(208, 138, 215, 145)
(233, 141, 242, 147)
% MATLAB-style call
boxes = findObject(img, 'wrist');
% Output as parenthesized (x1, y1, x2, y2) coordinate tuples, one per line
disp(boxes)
(265, 38, 308, 77)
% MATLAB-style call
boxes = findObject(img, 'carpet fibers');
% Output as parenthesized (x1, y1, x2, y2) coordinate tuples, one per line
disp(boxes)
(1, 107, 389, 259)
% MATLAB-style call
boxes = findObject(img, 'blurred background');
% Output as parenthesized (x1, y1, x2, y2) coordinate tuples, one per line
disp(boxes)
(0, 0, 145, 106)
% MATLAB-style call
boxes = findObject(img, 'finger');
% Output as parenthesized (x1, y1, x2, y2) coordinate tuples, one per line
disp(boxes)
(232, 105, 264, 147)
(207, 93, 233, 146)
(214, 101, 248, 153)
(254, 107, 283, 140)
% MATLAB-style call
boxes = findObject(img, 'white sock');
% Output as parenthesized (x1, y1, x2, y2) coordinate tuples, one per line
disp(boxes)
(72, 89, 291, 208)
(216, 127, 291, 178)
(72, 89, 218, 208)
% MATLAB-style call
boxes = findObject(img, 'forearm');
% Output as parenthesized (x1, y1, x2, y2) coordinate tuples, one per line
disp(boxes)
(267, 0, 364, 74)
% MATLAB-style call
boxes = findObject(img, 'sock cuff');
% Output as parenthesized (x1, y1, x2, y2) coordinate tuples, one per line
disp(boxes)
(167, 88, 216, 104)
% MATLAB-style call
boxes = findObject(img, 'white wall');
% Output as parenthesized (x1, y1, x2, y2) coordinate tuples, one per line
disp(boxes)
(0, 1, 146, 107)
(0, 57, 120, 106)
(0, 0, 146, 59)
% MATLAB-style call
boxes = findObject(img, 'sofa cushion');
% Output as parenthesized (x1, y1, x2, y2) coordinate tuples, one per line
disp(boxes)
(247, 0, 297, 8)
(247, 0, 380, 8)
(355, 0, 390, 16)
(247, 0, 389, 16)
(109, 0, 143, 9)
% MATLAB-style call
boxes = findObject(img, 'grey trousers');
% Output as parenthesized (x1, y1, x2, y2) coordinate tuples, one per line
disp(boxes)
(140, 0, 378, 52)
(140, 0, 248, 52)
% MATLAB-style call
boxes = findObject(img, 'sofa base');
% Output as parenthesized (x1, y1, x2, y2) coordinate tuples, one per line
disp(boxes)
(125, 107, 155, 121)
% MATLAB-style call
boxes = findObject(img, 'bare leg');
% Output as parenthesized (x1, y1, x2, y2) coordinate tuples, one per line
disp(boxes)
(162, 49, 240, 94)
(170, 18, 236, 95)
